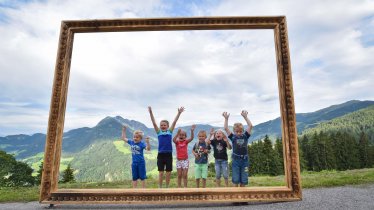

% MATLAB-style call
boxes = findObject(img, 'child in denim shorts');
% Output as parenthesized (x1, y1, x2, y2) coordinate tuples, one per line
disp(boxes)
(223, 110, 253, 187)
(207, 128, 232, 187)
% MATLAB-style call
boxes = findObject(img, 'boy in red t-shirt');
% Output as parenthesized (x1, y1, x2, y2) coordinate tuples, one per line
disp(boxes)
(173, 125, 196, 188)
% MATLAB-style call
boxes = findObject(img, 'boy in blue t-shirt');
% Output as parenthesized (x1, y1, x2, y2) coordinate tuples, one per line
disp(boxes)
(148, 106, 185, 188)
(121, 126, 150, 188)
(223, 110, 253, 187)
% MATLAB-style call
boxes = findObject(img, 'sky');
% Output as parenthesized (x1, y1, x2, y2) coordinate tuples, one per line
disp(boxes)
(0, 0, 373, 136)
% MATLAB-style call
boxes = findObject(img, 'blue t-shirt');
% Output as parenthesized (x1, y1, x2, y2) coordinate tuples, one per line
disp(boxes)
(193, 141, 211, 164)
(157, 129, 173, 153)
(228, 131, 251, 157)
(127, 140, 146, 163)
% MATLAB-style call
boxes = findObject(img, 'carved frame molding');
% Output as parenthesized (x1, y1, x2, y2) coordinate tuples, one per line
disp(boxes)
(40, 16, 301, 204)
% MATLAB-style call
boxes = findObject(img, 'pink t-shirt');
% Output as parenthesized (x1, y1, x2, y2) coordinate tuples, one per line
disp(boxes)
(175, 139, 189, 160)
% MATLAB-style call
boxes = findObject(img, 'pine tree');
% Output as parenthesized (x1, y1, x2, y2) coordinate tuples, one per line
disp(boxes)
(310, 132, 322, 171)
(262, 135, 280, 176)
(274, 138, 284, 174)
(300, 135, 312, 171)
(358, 132, 370, 168)
(61, 164, 75, 183)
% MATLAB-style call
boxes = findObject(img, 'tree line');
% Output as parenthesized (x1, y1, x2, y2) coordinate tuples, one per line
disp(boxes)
(0, 150, 75, 187)
(244, 131, 374, 176)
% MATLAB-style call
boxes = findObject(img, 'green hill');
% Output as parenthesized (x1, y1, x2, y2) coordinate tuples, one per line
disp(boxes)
(251, 100, 374, 140)
(301, 105, 374, 143)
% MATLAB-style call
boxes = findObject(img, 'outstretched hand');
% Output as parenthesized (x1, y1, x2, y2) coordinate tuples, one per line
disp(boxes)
(148, 106, 152, 113)
(222, 112, 230, 119)
(178, 106, 185, 114)
(241, 110, 249, 118)
(191, 124, 196, 130)
(145, 137, 150, 143)
(210, 128, 215, 136)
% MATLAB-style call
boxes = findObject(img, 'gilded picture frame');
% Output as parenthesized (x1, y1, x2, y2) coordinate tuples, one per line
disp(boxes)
(40, 16, 301, 204)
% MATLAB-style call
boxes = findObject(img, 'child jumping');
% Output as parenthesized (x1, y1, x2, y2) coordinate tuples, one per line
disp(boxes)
(206, 128, 232, 187)
(148, 106, 184, 188)
(223, 110, 253, 187)
(121, 126, 150, 188)
(173, 125, 196, 188)
(192, 130, 211, 188)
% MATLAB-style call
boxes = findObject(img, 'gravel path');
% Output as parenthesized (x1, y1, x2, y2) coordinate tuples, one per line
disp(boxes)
(1, 184, 373, 210)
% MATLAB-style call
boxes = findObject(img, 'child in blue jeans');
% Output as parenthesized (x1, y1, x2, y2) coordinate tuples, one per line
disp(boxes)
(206, 128, 232, 187)
(121, 126, 150, 188)
(223, 110, 253, 187)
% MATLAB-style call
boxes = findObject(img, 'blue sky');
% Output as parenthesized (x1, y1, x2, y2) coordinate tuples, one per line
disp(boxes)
(0, 0, 373, 136)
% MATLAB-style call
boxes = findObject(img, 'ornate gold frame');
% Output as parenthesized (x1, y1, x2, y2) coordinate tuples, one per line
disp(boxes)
(40, 16, 301, 204)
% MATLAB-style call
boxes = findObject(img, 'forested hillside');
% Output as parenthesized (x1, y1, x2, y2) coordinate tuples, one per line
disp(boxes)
(301, 105, 374, 143)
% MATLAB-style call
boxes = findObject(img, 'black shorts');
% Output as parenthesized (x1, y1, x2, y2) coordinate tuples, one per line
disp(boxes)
(157, 152, 173, 172)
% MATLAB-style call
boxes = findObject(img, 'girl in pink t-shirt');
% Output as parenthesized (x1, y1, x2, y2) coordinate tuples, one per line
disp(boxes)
(173, 124, 196, 188)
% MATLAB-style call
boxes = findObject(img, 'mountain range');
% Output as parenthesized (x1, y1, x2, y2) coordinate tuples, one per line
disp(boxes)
(0, 100, 373, 181)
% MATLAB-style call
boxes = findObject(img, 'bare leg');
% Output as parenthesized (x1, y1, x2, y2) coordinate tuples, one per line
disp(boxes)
(224, 179, 229, 187)
(182, 168, 188, 188)
(132, 180, 138, 188)
(177, 168, 182, 188)
(216, 179, 221, 187)
(196, 179, 200, 188)
(158, 171, 164, 188)
(165, 171, 171, 188)
(141, 180, 146, 188)
(202, 178, 206, 188)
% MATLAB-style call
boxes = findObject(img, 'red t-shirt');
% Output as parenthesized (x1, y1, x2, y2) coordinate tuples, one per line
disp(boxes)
(175, 139, 189, 160)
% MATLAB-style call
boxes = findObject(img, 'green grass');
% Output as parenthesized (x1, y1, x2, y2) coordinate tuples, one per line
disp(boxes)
(1, 168, 374, 203)
(301, 168, 374, 188)
(113, 140, 131, 154)
(0, 186, 39, 203)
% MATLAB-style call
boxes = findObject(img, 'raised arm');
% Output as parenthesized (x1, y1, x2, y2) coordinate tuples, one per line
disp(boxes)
(145, 137, 151, 151)
(241, 110, 253, 134)
(121, 126, 129, 143)
(205, 128, 214, 145)
(173, 129, 182, 144)
(170, 106, 185, 131)
(148, 106, 160, 133)
(187, 124, 196, 143)
(222, 132, 232, 150)
(222, 112, 232, 136)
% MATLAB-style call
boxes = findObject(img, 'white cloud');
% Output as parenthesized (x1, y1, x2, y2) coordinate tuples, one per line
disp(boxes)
(0, 0, 373, 135)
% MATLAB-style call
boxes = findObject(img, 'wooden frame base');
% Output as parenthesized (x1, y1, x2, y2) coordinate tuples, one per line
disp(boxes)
(40, 16, 301, 204)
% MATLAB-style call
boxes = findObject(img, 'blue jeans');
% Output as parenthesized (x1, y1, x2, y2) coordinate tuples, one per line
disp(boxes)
(215, 159, 229, 179)
(232, 156, 249, 185)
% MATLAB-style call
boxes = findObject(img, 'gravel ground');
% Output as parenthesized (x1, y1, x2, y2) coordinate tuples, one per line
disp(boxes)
(1, 184, 373, 210)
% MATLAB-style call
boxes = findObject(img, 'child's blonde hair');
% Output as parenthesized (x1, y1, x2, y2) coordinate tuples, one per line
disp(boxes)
(160, 120, 169, 126)
(233, 123, 244, 132)
(133, 130, 144, 139)
(215, 129, 225, 135)
(198, 130, 207, 137)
